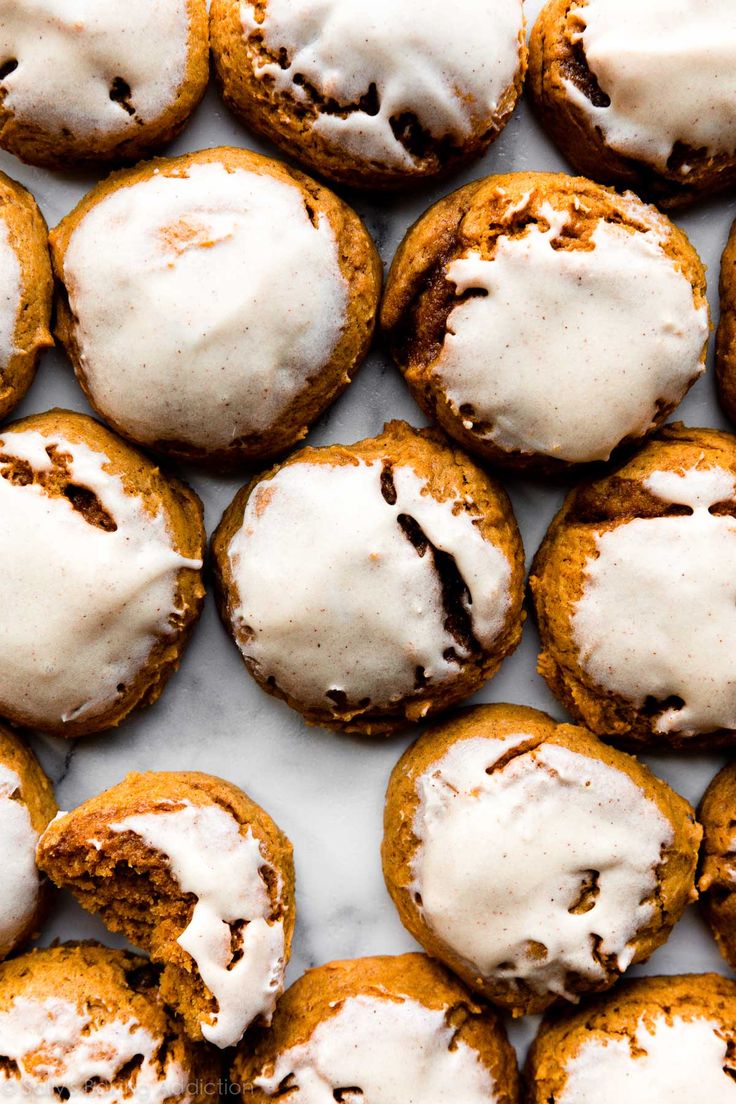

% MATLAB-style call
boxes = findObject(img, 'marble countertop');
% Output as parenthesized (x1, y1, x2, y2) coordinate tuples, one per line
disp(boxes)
(4, 0, 735, 1064)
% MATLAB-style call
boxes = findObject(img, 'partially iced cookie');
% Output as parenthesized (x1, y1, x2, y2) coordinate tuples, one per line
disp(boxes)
(37, 771, 295, 1049)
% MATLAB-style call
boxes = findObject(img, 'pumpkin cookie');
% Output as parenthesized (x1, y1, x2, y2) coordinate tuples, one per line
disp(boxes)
(212, 421, 525, 736)
(698, 763, 736, 970)
(531, 424, 736, 748)
(527, 974, 736, 1102)
(0, 0, 209, 169)
(0, 724, 56, 959)
(51, 147, 380, 466)
(717, 220, 736, 426)
(37, 771, 295, 1049)
(0, 171, 52, 421)
(0, 409, 205, 738)
(383, 704, 699, 1016)
(529, 0, 736, 206)
(382, 173, 709, 472)
(231, 954, 520, 1104)
(0, 943, 217, 1103)
(210, 0, 526, 189)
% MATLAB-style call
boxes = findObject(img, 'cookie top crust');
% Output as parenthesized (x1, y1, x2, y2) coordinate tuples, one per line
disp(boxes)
(383, 705, 699, 1014)
(531, 425, 736, 746)
(52, 148, 379, 465)
(564, 0, 736, 173)
(527, 974, 736, 1103)
(382, 173, 708, 471)
(0, 411, 204, 736)
(213, 422, 524, 734)
(0, 0, 207, 166)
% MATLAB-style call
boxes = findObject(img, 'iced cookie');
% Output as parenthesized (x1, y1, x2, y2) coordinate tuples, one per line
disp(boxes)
(0, 724, 56, 959)
(383, 704, 699, 1016)
(0, 171, 53, 421)
(51, 148, 381, 466)
(231, 954, 520, 1104)
(698, 763, 736, 970)
(210, 0, 527, 189)
(0, 943, 217, 1103)
(529, 0, 736, 206)
(0, 409, 205, 738)
(212, 421, 525, 735)
(382, 172, 709, 472)
(717, 220, 736, 426)
(526, 974, 736, 1102)
(532, 425, 736, 747)
(0, 0, 209, 169)
(37, 771, 295, 1049)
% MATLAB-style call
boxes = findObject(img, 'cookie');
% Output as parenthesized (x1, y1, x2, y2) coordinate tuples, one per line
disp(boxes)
(529, 0, 736, 207)
(51, 147, 381, 466)
(212, 420, 525, 735)
(383, 704, 699, 1016)
(0, 943, 218, 1103)
(210, 0, 526, 189)
(698, 763, 736, 971)
(230, 954, 520, 1104)
(382, 172, 709, 472)
(0, 171, 53, 421)
(531, 424, 736, 748)
(0, 0, 209, 169)
(0, 409, 205, 738)
(717, 219, 736, 426)
(526, 974, 736, 1102)
(37, 770, 294, 1049)
(0, 724, 56, 959)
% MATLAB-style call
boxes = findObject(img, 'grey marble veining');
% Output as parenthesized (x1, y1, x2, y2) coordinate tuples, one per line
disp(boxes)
(2, 0, 735, 1068)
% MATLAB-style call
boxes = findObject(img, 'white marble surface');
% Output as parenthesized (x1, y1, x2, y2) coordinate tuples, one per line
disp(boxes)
(4, 0, 735, 1067)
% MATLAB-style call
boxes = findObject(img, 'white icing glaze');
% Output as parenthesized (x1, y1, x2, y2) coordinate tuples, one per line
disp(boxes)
(435, 205, 707, 462)
(254, 993, 497, 1103)
(410, 736, 671, 998)
(0, 219, 20, 372)
(0, 996, 190, 1104)
(558, 1014, 736, 1103)
(0, 764, 40, 958)
(564, 0, 736, 171)
(572, 465, 736, 736)
(241, 0, 524, 169)
(62, 161, 349, 452)
(0, 427, 201, 729)
(0, 0, 190, 139)
(226, 459, 513, 712)
(111, 801, 285, 1049)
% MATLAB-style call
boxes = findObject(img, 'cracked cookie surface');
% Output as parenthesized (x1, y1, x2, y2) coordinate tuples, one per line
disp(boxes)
(212, 420, 525, 735)
(531, 424, 736, 748)
(231, 954, 520, 1104)
(382, 704, 699, 1015)
(210, 0, 526, 189)
(382, 172, 708, 473)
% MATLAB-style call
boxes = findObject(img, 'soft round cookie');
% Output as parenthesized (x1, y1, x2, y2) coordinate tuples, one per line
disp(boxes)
(210, 0, 527, 189)
(0, 0, 209, 169)
(212, 420, 525, 735)
(382, 173, 709, 472)
(0, 943, 218, 1103)
(0, 724, 56, 959)
(531, 424, 736, 748)
(529, 0, 736, 207)
(230, 954, 520, 1104)
(698, 764, 736, 970)
(383, 704, 699, 1016)
(0, 171, 53, 421)
(526, 974, 736, 1102)
(717, 220, 736, 425)
(51, 147, 381, 466)
(0, 408, 205, 738)
(37, 771, 295, 1049)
